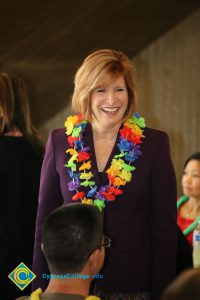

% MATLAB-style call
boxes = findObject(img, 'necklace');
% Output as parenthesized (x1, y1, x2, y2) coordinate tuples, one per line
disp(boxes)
(177, 195, 200, 236)
(64, 113, 146, 211)
(30, 288, 101, 300)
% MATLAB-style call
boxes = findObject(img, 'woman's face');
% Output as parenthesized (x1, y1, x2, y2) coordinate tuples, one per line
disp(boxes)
(90, 74, 128, 129)
(182, 159, 200, 198)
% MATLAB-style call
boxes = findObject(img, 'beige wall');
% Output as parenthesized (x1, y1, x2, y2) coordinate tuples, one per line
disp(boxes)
(40, 8, 200, 194)
(134, 8, 200, 194)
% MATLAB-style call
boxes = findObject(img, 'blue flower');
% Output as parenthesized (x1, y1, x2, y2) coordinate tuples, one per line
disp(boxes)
(134, 112, 140, 118)
(87, 186, 98, 197)
(117, 138, 130, 152)
(74, 140, 85, 150)
(125, 151, 136, 162)
(68, 170, 79, 179)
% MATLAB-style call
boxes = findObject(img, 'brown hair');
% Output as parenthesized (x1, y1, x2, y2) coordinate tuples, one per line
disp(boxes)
(0, 72, 44, 155)
(162, 268, 200, 300)
(71, 49, 137, 122)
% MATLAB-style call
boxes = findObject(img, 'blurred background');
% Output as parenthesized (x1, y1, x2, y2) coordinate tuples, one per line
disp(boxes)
(0, 0, 200, 194)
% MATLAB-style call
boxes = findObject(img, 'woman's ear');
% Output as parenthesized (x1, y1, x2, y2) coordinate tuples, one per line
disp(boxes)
(41, 243, 44, 253)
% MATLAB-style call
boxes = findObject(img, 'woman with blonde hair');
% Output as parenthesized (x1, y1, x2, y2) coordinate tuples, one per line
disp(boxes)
(33, 49, 177, 300)
(0, 72, 44, 300)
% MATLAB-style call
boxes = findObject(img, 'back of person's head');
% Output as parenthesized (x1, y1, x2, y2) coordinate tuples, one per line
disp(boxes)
(72, 49, 137, 122)
(42, 203, 103, 275)
(0, 72, 43, 154)
(184, 152, 200, 168)
(162, 268, 200, 300)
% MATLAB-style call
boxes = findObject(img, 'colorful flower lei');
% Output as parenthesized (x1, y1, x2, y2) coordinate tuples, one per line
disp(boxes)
(64, 113, 146, 211)
(30, 288, 101, 300)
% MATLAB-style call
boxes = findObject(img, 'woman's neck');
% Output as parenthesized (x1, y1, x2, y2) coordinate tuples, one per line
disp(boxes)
(187, 196, 200, 215)
(92, 122, 120, 141)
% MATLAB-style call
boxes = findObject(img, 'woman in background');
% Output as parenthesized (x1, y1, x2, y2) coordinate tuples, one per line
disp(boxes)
(177, 152, 200, 248)
(33, 49, 177, 300)
(0, 72, 44, 300)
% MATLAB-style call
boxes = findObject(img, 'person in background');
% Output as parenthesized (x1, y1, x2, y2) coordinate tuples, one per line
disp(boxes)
(33, 49, 177, 300)
(16, 203, 105, 300)
(177, 152, 200, 248)
(162, 268, 200, 300)
(0, 72, 44, 300)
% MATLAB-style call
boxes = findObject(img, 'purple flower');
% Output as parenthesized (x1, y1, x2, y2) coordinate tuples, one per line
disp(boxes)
(95, 186, 107, 200)
(79, 146, 90, 152)
(125, 144, 142, 162)
(129, 143, 142, 157)
(68, 179, 80, 191)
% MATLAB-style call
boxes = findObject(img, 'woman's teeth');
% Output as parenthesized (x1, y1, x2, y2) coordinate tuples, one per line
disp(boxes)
(102, 107, 118, 112)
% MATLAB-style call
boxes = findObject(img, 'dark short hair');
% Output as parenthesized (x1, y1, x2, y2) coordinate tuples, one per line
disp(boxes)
(184, 152, 200, 168)
(162, 268, 200, 300)
(42, 203, 103, 274)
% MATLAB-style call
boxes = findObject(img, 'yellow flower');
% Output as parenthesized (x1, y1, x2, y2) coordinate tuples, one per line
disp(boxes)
(65, 120, 74, 135)
(30, 288, 42, 300)
(69, 154, 78, 163)
(124, 121, 143, 136)
(119, 169, 132, 182)
(67, 115, 79, 124)
(113, 177, 126, 186)
(111, 158, 124, 170)
(79, 161, 91, 171)
(66, 148, 78, 156)
(82, 198, 94, 205)
(80, 172, 93, 180)
(107, 166, 120, 177)
(85, 296, 101, 300)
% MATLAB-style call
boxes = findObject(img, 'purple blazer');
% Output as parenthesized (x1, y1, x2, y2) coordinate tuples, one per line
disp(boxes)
(33, 123, 177, 300)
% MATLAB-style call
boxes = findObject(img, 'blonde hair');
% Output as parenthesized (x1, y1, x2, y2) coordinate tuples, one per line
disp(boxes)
(0, 72, 44, 154)
(71, 49, 137, 122)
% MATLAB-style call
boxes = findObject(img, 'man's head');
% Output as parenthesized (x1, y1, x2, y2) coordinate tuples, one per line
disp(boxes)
(162, 268, 200, 300)
(41, 203, 104, 276)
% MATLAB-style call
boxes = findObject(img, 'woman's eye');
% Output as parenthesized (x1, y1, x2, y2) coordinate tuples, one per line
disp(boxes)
(95, 89, 105, 93)
(116, 88, 126, 92)
(192, 174, 200, 178)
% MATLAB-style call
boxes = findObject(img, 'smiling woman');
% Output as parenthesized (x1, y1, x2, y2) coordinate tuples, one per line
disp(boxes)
(33, 49, 177, 300)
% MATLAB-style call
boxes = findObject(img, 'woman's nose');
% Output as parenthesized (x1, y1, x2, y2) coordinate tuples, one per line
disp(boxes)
(107, 91, 115, 103)
(184, 174, 192, 183)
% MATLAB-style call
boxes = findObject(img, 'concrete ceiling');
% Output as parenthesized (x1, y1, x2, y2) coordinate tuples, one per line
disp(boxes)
(0, 0, 200, 127)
